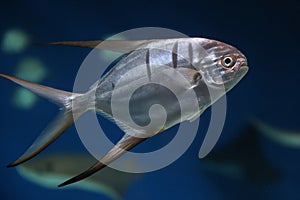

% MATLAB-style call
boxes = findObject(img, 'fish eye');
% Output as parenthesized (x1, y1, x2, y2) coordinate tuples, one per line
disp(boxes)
(221, 55, 236, 68)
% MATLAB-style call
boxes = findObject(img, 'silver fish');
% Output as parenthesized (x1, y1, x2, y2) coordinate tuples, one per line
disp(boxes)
(1, 38, 248, 186)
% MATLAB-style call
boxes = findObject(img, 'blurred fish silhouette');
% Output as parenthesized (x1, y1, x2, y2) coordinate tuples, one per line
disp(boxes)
(201, 123, 280, 184)
(254, 120, 300, 148)
(1, 38, 248, 186)
(17, 153, 139, 200)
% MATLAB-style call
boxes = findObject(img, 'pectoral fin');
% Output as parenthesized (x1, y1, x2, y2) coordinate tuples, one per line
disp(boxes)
(58, 134, 147, 187)
(44, 40, 153, 53)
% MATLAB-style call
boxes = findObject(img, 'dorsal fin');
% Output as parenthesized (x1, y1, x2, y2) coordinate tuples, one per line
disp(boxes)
(43, 40, 154, 53)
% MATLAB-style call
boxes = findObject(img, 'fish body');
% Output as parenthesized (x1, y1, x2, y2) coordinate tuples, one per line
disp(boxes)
(1, 37, 248, 186)
(81, 38, 247, 133)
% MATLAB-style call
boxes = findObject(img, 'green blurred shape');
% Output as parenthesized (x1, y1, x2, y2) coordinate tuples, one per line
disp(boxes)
(15, 58, 48, 82)
(1, 29, 30, 53)
(17, 153, 141, 200)
(12, 57, 48, 109)
(12, 88, 38, 109)
(254, 120, 300, 148)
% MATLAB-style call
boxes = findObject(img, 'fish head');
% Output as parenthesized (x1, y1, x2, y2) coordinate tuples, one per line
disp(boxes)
(199, 39, 248, 91)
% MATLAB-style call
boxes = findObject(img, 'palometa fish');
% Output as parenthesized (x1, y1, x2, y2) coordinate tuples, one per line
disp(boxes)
(1, 38, 248, 187)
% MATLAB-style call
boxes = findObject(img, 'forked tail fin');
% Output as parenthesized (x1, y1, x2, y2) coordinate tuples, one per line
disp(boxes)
(0, 74, 86, 166)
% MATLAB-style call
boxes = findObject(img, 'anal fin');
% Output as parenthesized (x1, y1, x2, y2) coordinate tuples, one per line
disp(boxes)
(58, 134, 147, 187)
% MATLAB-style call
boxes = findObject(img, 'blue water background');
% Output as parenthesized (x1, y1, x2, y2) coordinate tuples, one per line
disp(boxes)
(0, 1, 299, 199)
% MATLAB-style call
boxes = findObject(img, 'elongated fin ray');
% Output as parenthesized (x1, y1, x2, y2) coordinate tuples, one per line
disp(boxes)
(43, 41, 101, 48)
(58, 134, 147, 187)
(0, 74, 74, 106)
(1, 74, 86, 166)
(43, 40, 154, 53)
(7, 110, 75, 167)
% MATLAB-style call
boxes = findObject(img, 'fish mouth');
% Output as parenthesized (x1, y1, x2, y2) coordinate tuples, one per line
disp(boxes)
(237, 64, 249, 77)
(207, 63, 249, 89)
(230, 64, 248, 85)
(220, 64, 248, 90)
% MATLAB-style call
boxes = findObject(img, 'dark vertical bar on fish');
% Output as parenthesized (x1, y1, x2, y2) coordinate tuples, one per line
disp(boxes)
(188, 42, 193, 64)
(146, 49, 151, 81)
(172, 41, 178, 68)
